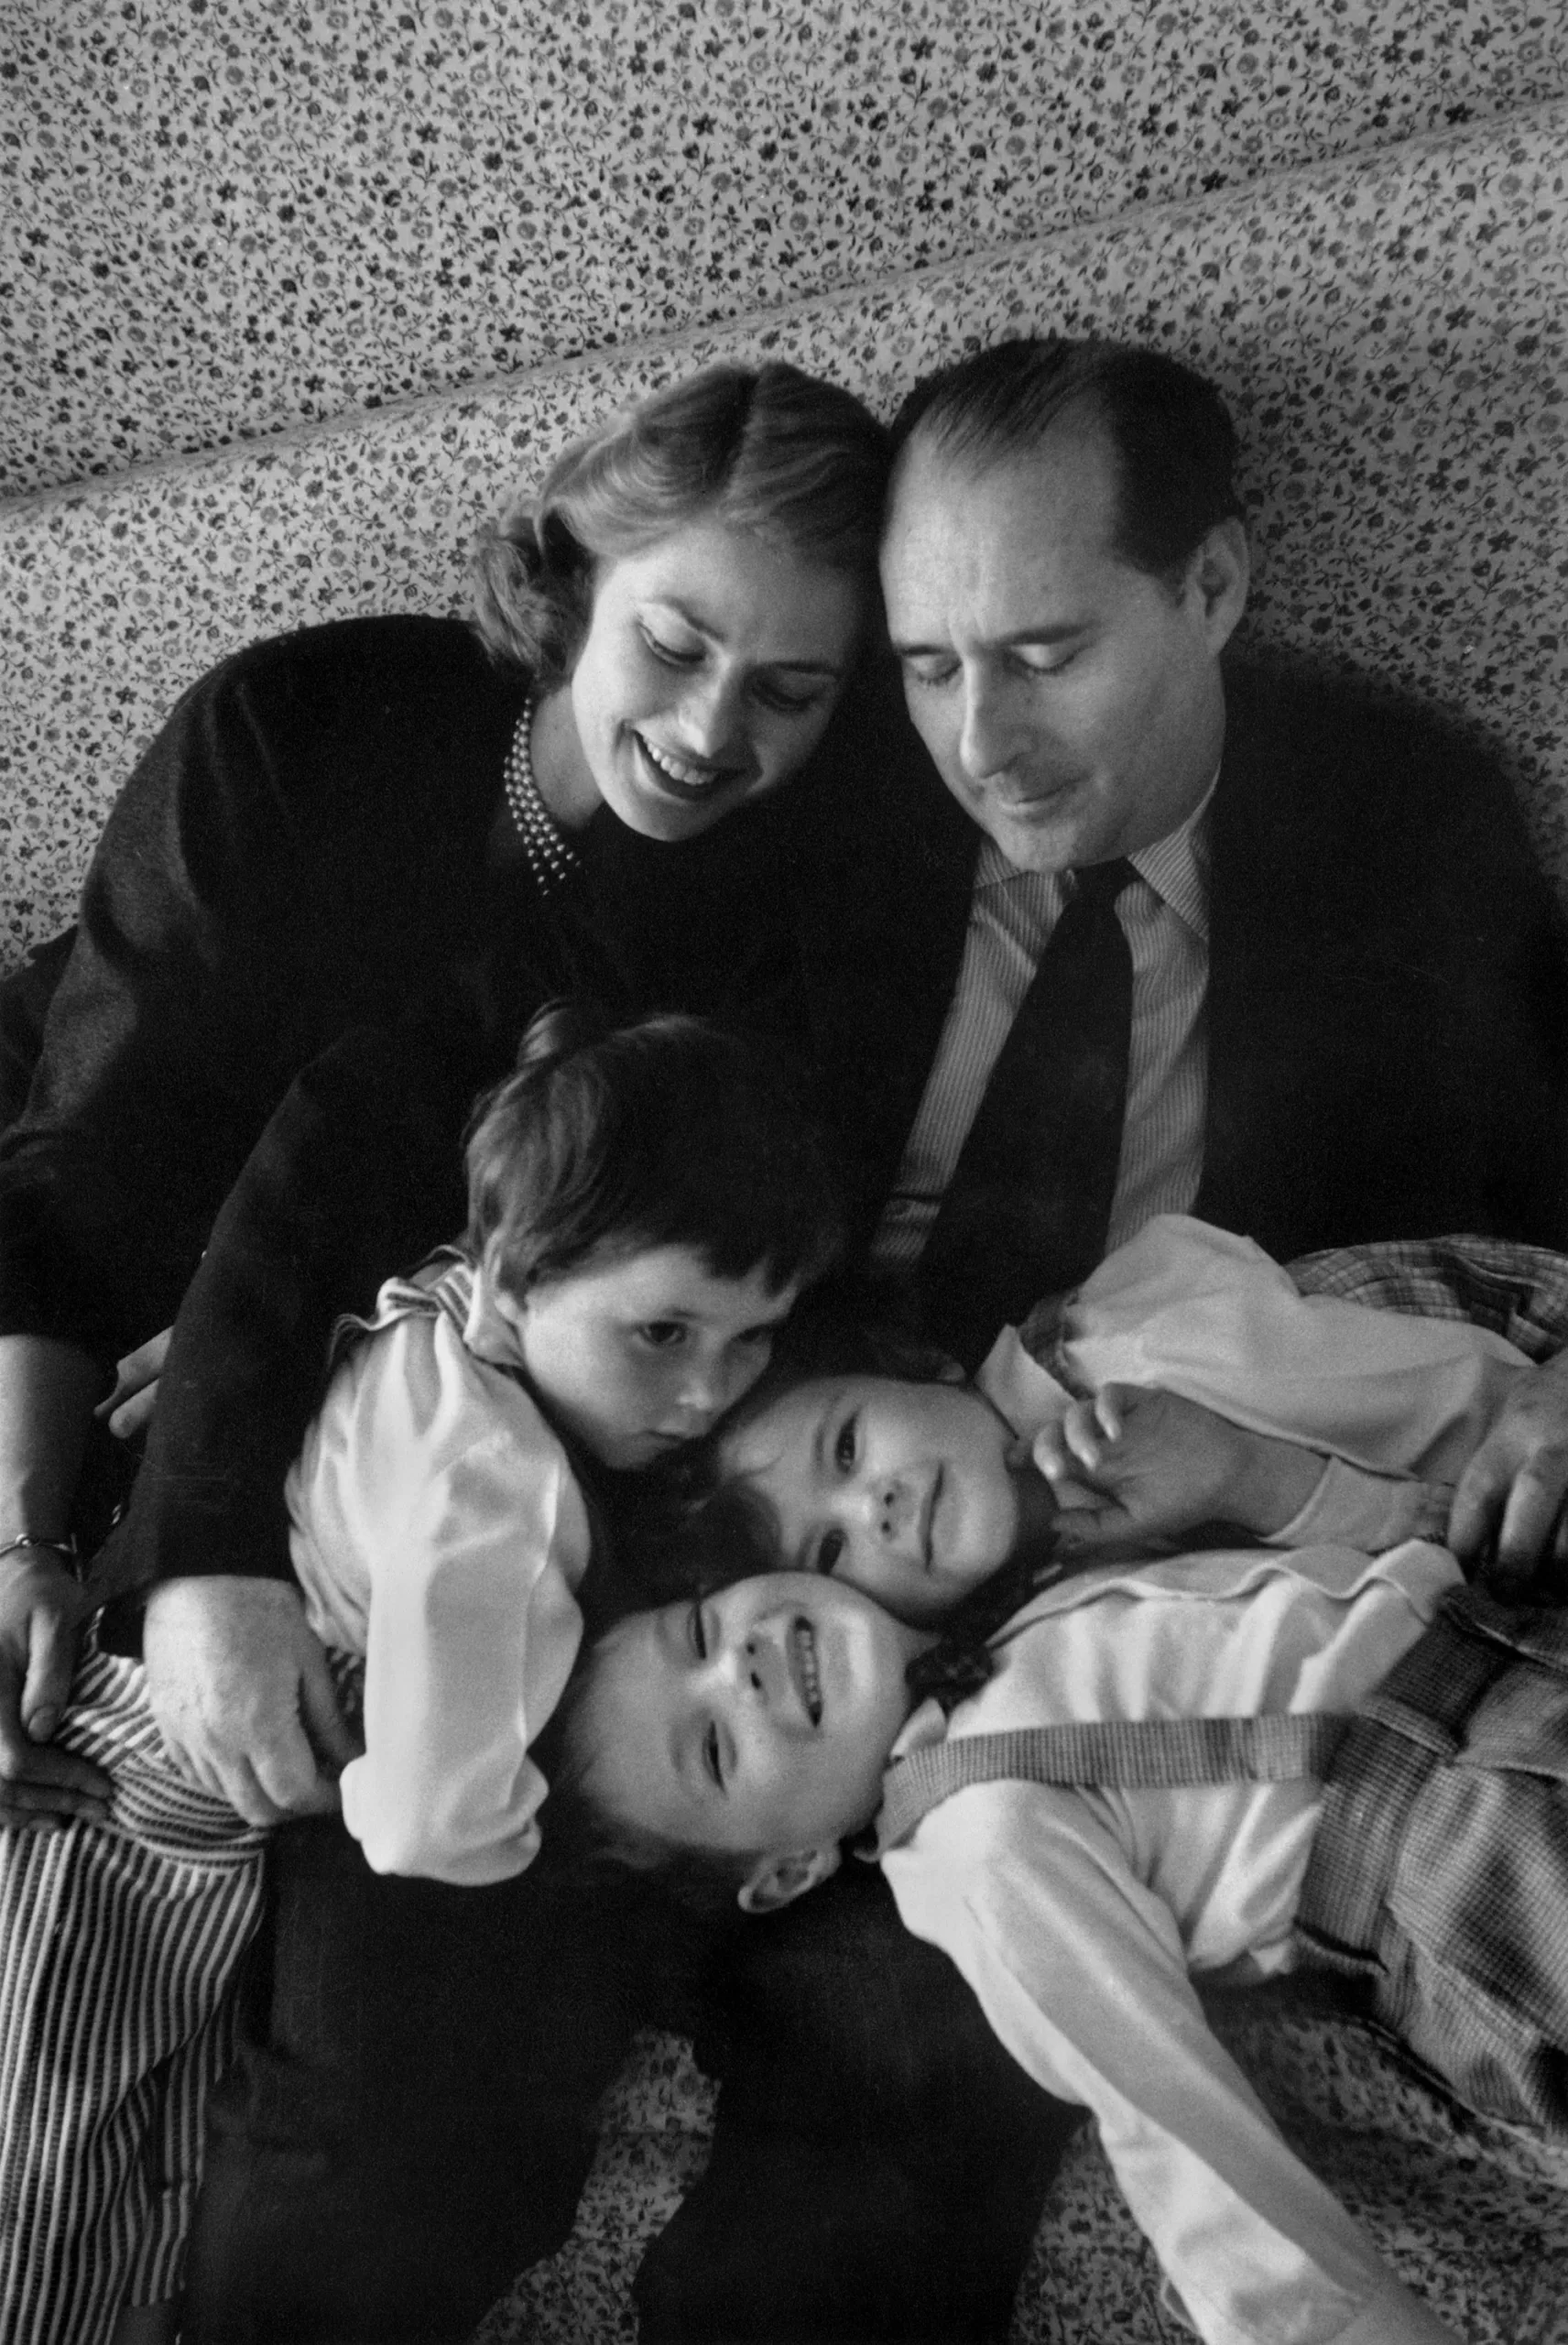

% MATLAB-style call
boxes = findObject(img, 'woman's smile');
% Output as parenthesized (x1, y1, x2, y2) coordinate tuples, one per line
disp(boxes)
(631, 727, 750, 802)
(553, 516, 864, 843)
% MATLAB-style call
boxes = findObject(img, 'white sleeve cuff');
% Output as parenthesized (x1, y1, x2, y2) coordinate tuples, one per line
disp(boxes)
(1266, 1456, 1452, 1554)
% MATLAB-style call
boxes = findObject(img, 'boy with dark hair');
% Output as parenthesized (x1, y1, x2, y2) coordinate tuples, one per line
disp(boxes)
(561, 1220, 1568, 2345)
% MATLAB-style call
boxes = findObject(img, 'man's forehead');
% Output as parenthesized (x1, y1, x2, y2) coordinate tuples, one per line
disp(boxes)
(882, 424, 1124, 625)
(889, 416, 1116, 537)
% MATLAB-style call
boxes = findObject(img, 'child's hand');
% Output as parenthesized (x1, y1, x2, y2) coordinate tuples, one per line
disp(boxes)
(1031, 1385, 1324, 1556)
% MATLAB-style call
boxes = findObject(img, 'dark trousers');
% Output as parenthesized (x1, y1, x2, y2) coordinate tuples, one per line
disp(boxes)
(181, 1816, 645, 2345)
(183, 1827, 1075, 2344)
(638, 1861, 1080, 2345)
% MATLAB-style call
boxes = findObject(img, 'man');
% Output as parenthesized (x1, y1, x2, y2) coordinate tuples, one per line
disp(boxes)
(787, 336, 1568, 1530)
(634, 337, 1568, 2343)
(6, 337, 1568, 2345)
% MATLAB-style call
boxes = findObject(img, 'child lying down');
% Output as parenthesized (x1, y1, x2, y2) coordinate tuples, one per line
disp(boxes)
(560, 1216, 1562, 2345)
(641, 1210, 1539, 1631)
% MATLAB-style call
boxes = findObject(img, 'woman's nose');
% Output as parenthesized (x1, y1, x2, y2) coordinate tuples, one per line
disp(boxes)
(680, 668, 744, 756)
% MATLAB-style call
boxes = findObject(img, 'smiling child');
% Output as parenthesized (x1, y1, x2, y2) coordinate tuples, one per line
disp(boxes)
(657, 1214, 1535, 1630)
(557, 1218, 1568, 2345)
(563, 1531, 1567, 2345)
(0, 1003, 843, 2345)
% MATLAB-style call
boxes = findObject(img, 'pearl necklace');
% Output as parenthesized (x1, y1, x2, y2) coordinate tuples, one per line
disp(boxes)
(504, 695, 580, 898)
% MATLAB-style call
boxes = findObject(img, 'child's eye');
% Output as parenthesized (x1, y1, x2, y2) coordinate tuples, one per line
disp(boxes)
(814, 1526, 847, 1576)
(702, 1721, 724, 1788)
(639, 1321, 686, 1349)
(690, 1599, 708, 1660)
(833, 1413, 858, 1471)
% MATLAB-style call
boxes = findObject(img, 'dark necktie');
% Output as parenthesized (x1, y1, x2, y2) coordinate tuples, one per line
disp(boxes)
(919, 857, 1137, 1366)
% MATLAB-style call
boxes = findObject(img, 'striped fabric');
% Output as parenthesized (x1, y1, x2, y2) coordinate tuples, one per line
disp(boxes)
(875, 1709, 1348, 1855)
(872, 801, 1211, 1276)
(0, 1647, 273, 2343)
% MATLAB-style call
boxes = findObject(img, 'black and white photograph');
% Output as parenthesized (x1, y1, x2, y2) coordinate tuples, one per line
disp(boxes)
(2, 5, 1566, 2340)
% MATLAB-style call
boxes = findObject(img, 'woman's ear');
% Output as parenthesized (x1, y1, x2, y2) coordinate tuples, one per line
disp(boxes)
(736, 1842, 842, 1915)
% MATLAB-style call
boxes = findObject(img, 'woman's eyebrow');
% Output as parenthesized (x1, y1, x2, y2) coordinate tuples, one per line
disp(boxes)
(647, 594, 844, 678)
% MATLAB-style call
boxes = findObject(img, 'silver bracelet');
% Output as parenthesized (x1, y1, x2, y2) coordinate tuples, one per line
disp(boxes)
(0, 1532, 79, 1569)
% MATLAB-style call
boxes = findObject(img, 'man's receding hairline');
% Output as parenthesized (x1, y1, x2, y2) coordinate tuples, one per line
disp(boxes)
(885, 398, 1135, 569)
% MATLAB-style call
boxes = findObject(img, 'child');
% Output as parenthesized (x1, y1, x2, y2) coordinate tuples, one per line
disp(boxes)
(560, 1222, 1568, 2345)
(651, 1213, 1537, 1629)
(0, 1004, 842, 2345)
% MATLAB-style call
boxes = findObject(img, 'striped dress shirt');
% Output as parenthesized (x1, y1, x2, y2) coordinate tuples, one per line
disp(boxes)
(873, 784, 1213, 1277)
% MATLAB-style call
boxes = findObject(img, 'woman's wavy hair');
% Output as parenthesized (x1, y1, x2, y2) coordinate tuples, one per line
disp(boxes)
(469, 362, 891, 685)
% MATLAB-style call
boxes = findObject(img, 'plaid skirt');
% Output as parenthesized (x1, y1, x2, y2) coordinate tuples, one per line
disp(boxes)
(1297, 1584, 1568, 2133)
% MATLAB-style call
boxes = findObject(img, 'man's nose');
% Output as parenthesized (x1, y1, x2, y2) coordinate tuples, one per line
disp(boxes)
(957, 671, 1023, 780)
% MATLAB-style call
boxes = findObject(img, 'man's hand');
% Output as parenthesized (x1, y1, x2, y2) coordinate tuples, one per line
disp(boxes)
(0, 1549, 111, 1827)
(142, 1576, 361, 1825)
(93, 1327, 172, 1443)
(1448, 1349, 1568, 1587)
(1033, 1384, 1323, 1557)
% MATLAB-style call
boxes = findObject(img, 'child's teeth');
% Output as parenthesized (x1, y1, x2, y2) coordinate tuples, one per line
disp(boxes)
(794, 1621, 822, 1725)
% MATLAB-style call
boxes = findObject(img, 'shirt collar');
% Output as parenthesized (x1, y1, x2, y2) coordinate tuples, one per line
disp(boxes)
(459, 1259, 533, 1370)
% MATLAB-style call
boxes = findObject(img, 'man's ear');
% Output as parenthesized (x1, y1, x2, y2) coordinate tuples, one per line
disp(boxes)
(1186, 516, 1250, 651)
(736, 1843, 842, 1915)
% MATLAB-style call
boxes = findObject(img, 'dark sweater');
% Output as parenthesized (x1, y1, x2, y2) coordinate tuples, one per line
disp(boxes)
(0, 614, 827, 1595)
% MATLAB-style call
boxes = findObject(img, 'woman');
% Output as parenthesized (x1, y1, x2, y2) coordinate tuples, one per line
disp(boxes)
(0, 358, 893, 2341)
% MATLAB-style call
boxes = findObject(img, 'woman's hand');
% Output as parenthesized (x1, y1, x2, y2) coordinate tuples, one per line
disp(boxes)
(1448, 1348, 1568, 1587)
(94, 1327, 172, 1443)
(142, 1576, 361, 1825)
(0, 1548, 111, 1827)
(1033, 1385, 1324, 1556)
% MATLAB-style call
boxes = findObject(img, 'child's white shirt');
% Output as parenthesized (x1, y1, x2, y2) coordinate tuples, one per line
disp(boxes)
(881, 1543, 1464, 2345)
(876, 1214, 1529, 2345)
(285, 1262, 590, 1885)
(982, 1212, 1531, 1492)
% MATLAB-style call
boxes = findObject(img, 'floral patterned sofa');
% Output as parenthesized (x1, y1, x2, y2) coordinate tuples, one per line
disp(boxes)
(5, 102, 1566, 973)
(5, 95, 1568, 2345)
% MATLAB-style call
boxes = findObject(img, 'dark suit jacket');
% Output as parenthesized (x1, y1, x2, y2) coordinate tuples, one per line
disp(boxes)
(8, 637, 1566, 1603)
(788, 652, 1568, 1281)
